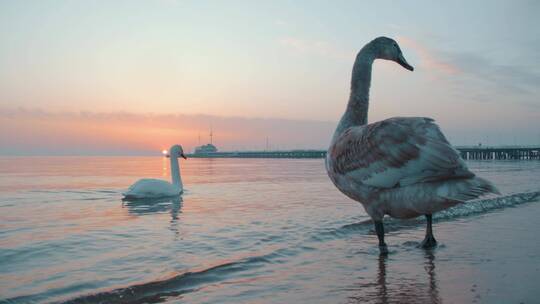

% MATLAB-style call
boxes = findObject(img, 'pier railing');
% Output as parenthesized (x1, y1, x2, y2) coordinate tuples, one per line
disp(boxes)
(187, 150, 326, 159)
(187, 146, 540, 160)
(454, 146, 540, 160)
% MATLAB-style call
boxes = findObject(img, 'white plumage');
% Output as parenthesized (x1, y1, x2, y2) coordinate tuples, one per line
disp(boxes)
(123, 144, 186, 200)
(124, 178, 182, 199)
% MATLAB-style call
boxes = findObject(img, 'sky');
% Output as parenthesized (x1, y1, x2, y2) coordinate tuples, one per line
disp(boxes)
(1, 0, 539, 155)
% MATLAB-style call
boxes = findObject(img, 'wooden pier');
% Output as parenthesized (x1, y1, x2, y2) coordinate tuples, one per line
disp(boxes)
(187, 146, 540, 160)
(187, 150, 326, 159)
(455, 146, 540, 160)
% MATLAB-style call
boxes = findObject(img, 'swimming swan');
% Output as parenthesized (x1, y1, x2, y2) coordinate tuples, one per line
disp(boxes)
(325, 37, 499, 254)
(123, 144, 187, 200)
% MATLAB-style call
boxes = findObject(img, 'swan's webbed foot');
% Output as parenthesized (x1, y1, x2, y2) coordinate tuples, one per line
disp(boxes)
(419, 214, 437, 249)
(420, 234, 437, 249)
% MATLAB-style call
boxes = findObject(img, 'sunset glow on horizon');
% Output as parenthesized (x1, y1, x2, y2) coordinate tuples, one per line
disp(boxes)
(1, 1, 539, 155)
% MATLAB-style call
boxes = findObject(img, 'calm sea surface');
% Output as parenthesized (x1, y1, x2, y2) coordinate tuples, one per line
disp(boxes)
(1, 157, 539, 303)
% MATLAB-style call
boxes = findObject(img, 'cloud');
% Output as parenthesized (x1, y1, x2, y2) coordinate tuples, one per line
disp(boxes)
(0, 108, 335, 155)
(397, 36, 460, 75)
(443, 51, 540, 96)
(279, 37, 351, 60)
(399, 36, 540, 104)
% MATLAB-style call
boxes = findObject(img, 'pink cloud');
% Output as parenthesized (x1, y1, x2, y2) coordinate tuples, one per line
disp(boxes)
(0, 108, 335, 155)
(397, 36, 460, 75)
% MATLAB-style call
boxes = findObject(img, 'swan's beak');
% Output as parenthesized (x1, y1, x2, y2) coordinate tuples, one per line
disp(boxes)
(397, 53, 414, 71)
(181, 153, 187, 159)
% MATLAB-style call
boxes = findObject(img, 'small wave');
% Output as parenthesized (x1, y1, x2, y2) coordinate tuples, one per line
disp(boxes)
(28, 190, 58, 193)
(435, 191, 540, 219)
(317, 191, 540, 239)
(95, 190, 120, 194)
(61, 264, 235, 303)
(28, 189, 121, 201)
(2, 250, 289, 304)
(64, 190, 95, 194)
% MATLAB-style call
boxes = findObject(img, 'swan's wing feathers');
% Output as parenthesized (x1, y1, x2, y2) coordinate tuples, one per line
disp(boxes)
(331, 117, 473, 188)
(124, 178, 180, 198)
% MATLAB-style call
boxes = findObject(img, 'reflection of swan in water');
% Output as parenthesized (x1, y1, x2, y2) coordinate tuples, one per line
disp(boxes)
(349, 252, 441, 304)
(122, 196, 183, 239)
(375, 255, 388, 304)
(424, 251, 439, 304)
(123, 145, 187, 200)
(122, 196, 183, 220)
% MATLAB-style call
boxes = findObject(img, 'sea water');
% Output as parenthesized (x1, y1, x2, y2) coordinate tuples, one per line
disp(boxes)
(1, 157, 539, 303)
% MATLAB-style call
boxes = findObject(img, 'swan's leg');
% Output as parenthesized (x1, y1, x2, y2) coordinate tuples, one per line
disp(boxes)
(420, 214, 437, 248)
(374, 220, 388, 254)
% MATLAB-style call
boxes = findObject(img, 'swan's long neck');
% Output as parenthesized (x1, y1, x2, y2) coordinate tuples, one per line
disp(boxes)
(170, 157, 183, 189)
(333, 45, 375, 139)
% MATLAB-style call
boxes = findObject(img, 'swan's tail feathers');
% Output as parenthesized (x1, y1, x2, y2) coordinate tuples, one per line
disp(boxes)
(474, 176, 501, 195)
(439, 176, 500, 203)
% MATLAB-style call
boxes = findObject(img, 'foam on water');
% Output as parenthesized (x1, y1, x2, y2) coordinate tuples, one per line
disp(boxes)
(314, 191, 540, 240)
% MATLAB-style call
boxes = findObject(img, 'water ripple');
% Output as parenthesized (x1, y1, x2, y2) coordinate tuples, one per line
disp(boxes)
(314, 191, 540, 240)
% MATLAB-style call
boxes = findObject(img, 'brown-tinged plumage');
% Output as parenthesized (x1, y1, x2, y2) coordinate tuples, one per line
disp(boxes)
(325, 37, 499, 254)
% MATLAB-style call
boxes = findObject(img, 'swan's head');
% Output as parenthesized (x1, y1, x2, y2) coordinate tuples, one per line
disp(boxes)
(169, 145, 187, 159)
(370, 37, 414, 71)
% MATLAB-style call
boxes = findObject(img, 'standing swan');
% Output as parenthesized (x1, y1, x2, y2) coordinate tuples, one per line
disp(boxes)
(123, 145, 187, 200)
(325, 37, 499, 254)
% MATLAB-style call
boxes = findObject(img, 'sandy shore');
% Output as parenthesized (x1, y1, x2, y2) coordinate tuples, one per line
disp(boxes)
(347, 199, 540, 304)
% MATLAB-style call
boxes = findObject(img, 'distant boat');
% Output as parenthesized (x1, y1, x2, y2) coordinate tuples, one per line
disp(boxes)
(194, 127, 218, 154)
(194, 143, 218, 154)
